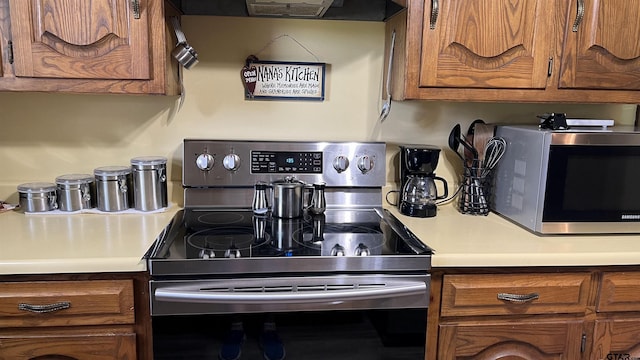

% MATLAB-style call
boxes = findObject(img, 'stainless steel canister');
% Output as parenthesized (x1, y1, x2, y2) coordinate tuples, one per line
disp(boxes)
(55, 174, 95, 212)
(94, 166, 132, 212)
(130, 156, 168, 211)
(17, 182, 58, 212)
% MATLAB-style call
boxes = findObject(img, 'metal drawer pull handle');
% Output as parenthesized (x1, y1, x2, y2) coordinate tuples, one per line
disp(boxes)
(497, 292, 539, 303)
(18, 302, 71, 313)
(430, 0, 439, 29)
(572, 0, 584, 32)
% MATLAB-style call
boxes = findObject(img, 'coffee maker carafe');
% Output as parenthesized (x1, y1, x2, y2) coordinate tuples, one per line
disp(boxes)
(398, 145, 448, 217)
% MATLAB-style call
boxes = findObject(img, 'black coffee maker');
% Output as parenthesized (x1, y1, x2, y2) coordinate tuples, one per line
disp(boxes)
(398, 145, 448, 218)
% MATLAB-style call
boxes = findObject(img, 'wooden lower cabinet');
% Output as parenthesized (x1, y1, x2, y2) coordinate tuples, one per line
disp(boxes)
(438, 320, 584, 360)
(0, 329, 137, 360)
(0, 273, 152, 360)
(427, 268, 640, 360)
(592, 318, 640, 360)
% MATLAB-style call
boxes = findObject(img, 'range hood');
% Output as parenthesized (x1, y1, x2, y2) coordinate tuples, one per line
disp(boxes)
(166, 0, 405, 21)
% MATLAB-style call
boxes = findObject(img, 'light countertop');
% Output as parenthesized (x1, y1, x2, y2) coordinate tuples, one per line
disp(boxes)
(385, 204, 640, 268)
(2, 203, 640, 276)
(0, 207, 179, 275)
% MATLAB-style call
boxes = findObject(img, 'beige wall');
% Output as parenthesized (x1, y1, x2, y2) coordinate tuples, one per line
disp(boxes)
(0, 16, 636, 205)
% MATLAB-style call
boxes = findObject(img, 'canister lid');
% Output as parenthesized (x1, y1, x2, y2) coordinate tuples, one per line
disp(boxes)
(17, 182, 57, 194)
(94, 166, 132, 177)
(131, 156, 167, 166)
(55, 173, 94, 185)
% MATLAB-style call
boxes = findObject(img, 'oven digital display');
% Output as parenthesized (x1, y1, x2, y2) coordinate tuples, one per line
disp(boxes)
(251, 151, 323, 173)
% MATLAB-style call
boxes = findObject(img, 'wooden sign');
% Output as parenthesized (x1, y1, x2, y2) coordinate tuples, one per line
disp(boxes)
(242, 60, 325, 101)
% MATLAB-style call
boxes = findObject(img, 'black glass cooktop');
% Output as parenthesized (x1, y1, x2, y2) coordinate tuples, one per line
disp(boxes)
(148, 208, 432, 276)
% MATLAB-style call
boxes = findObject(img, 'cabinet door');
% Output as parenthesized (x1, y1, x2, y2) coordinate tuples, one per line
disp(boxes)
(0, 0, 7, 78)
(8, 0, 150, 80)
(438, 320, 584, 360)
(418, 0, 552, 89)
(559, 0, 640, 90)
(592, 319, 640, 360)
(0, 332, 136, 359)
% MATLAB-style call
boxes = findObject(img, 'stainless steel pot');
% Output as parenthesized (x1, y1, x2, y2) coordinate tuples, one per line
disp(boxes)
(17, 182, 58, 213)
(55, 174, 95, 212)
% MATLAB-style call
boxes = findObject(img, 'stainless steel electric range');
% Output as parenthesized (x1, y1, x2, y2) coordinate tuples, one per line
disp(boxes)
(147, 140, 432, 359)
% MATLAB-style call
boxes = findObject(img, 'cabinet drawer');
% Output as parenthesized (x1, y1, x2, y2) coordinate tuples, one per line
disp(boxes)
(441, 273, 591, 317)
(0, 280, 134, 327)
(598, 272, 640, 312)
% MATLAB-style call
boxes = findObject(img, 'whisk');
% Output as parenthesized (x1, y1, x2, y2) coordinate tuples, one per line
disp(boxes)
(481, 137, 506, 176)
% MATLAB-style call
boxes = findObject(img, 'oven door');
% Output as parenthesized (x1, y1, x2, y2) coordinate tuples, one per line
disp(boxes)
(151, 274, 429, 360)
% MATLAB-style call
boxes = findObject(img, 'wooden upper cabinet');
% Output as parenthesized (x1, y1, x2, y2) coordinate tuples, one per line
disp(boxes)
(0, 0, 179, 94)
(419, 0, 552, 89)
(388, 0, 640, 102)
(559, 0, 640, 90)
(9, 0, 150, 80)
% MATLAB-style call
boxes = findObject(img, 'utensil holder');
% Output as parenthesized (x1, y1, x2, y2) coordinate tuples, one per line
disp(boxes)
(458, 162, 492, 216)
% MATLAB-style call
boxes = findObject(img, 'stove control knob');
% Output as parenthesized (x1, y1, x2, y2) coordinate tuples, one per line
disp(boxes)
(333, 156, 349, 173)
(330, 244, 345, 257)
(357, 155, 374, 174)
(355, 243, 370, 256)
(223, 154, 241, 171)
(196, 153, 215, 171)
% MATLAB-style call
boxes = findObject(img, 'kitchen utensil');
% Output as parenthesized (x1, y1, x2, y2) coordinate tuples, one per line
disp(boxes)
(17, 182, 58, 213)
(448, 125, 465, 162)
(131, 156, 168, 212)
(379, 30, 396, 123)
(55, 174, 95, 212)
(481, 137, 506, 176)
(449, 124, 478, 165)
(170, 17, 199, 69)
(465, 119, 485, 161)
(473, 123, 496, 164)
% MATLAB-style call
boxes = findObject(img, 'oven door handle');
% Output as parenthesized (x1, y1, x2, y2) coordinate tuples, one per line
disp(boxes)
(154, 281, 427, 304)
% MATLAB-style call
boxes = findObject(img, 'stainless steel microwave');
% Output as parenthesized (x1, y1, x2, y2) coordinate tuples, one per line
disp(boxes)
(491, 125, 640, 234)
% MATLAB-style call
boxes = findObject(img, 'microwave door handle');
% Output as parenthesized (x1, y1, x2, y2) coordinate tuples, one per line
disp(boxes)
(155, 282, 426, 304)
